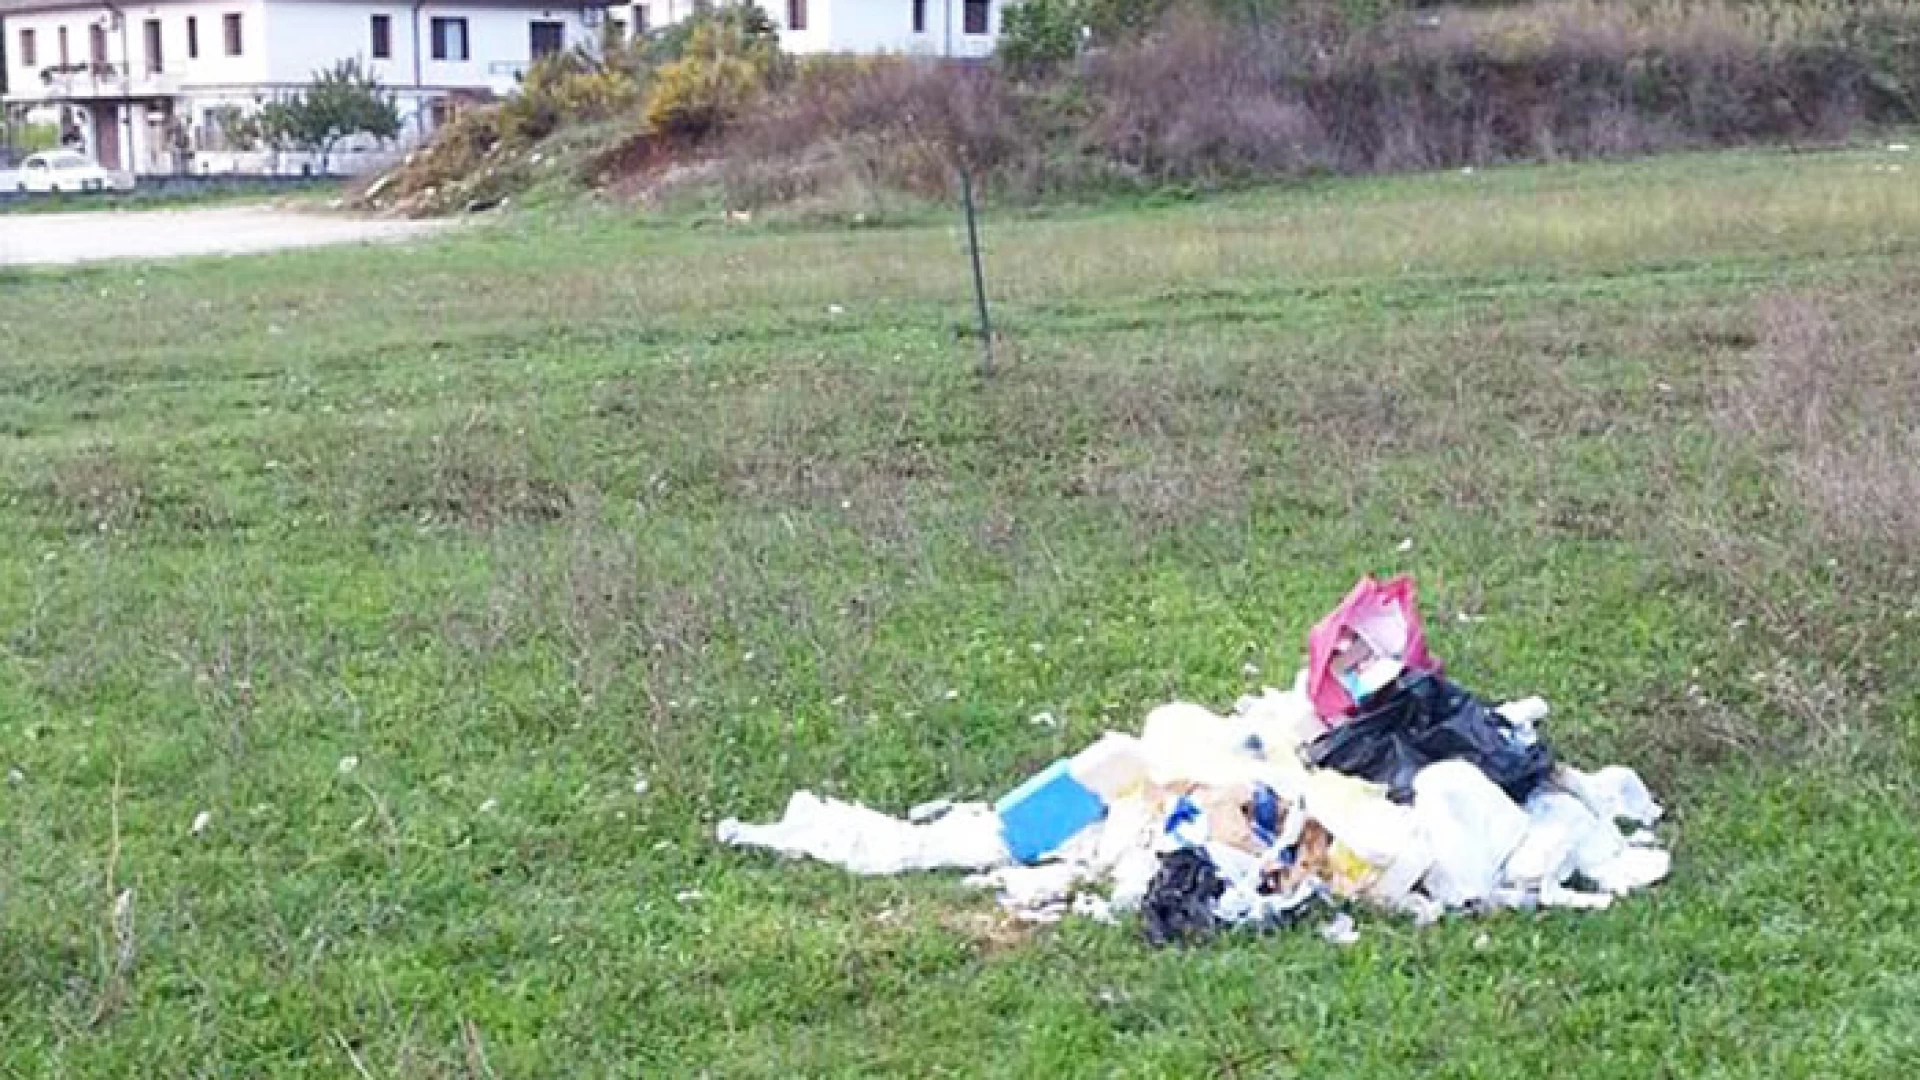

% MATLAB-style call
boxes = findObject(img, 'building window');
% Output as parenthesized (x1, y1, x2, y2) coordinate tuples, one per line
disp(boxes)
(912, 0, 926, 33)
(223, 13, 243, 56)
(634, 3, 650, 33)
(430, 17, 469, 61)
(187, 16, 199, 58)
(963, 0, 988, 34)
(144, 19, 163, 73)
(530, 20, 564, 58)
(18, 28, 34, 67)
(370, 14, 392, 59)
(787, 0, 806, 31)
(90, 23, 107, 67)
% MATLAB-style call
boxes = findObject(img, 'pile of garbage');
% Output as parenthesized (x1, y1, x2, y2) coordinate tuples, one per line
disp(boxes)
(719, 577, 1670, 944)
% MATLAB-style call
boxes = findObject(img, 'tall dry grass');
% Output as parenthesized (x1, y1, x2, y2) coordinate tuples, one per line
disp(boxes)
(693, 0, 1920, 208)
(1717, 289, 1920, 575)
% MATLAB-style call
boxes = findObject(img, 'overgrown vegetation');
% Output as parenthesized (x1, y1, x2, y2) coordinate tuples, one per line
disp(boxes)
(359, 0, 1920, 216)
(360, 7, 782, 214)
(255, 59, 402, 174)
(6, 147, 1920, 1073)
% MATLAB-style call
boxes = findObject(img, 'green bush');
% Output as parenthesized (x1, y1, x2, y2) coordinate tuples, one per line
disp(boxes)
(1000, 0, 1087, 76)
(19, 123, 61, 153)
(645, 18, 779, 138)
(642, 2, 780, 66)
(499, 50, 642, 147)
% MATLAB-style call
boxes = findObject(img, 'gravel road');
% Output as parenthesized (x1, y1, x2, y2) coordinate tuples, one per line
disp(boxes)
(0, 206, 445, 267)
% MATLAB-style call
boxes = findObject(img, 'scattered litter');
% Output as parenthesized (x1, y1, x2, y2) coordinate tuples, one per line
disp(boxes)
(1304, 672, 1556, 804)
(719, 576, 1673, 947)
(718, 791, 1009, 874)
(1141, 848, 1227, 945)
(908, 798, 955, 824)
(1306, 575, 1437, 722)
(1396, 537, 1414, 552)
(5, 767, 22, 785)
(1890, 143, 1911, 152)
(1319, 912, 1360, 946)
(1030, 711, 1059, 728)
(337, 755, 359, 775)
(191, 810, 213, 836)
(998, 759, 1106, 864)
(675, 889, 706, 903)
(478, 798, 499, 814)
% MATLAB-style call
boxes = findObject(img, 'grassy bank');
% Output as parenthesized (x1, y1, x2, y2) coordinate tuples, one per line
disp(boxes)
(364, 0, 1920, 216)
(3, 146, 1919, 1075)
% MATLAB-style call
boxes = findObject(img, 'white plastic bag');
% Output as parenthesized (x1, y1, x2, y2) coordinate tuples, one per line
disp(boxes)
(718, 790, 1011, 875)
(1412, 761, 1529, 908)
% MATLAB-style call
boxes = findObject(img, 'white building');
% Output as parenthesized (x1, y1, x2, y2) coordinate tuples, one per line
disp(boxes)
(1, 0, 611, 175)
(765, 0, 1004, 58)
(610, 0, 1004, 60)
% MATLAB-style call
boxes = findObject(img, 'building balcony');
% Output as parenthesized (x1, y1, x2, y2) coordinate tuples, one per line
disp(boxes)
(17, 64, 183, 103)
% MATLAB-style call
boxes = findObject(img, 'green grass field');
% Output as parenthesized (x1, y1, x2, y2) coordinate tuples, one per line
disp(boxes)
(3, 147, 1919, 1076)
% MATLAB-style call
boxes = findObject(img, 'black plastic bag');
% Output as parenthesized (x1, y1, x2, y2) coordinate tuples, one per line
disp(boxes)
(1140, 848, 1226, 947)
(1304, 671, 1554, 804)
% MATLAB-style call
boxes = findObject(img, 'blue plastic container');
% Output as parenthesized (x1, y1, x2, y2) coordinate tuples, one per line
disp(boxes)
(995, 759, 1107, 864)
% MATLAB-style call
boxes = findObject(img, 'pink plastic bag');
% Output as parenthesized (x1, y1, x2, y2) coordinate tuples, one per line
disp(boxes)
(1306, 575, 1440, 725)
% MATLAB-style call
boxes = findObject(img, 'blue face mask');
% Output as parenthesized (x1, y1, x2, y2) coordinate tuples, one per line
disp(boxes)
(1341, 659, 1405, 703)
(1339, 668, 1368, 702)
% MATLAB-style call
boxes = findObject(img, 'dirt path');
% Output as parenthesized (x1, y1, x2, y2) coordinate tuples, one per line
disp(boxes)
(0, 206, 446, 267)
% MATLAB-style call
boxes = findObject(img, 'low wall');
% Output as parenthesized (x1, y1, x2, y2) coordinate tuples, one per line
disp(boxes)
(0, 173, 341, 207)
(184, 148, 406, 178)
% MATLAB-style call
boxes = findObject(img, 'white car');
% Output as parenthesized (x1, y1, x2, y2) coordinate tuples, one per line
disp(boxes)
(14, 150, 128, 194)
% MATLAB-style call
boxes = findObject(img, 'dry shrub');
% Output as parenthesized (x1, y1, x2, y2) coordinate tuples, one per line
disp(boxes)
(43, 451, 147, 534)
(1718, 291, 1920, 570)
(679, 0, 1920, 209)
(449, 506, 718, 719)
(725, 444, 949, 551)
(1003, 358, 1261, 535)
(1071, 437, 1252, 536)
(1083, 8, 1329, 178)
(1679, 286, 1920, 759)
(352, 415, 575, 530)
(716, 58, 1024, 206)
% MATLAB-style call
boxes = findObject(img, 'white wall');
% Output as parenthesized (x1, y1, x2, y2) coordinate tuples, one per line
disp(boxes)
(412, 3, 593, 92)
(265, 0, 416, 86)
(263, 1, 595, 90)
(3, 8, 128, 101)
(618, 0, 698, 35)
(5, 1, 595, 102)
(3, 2, 272, 102)
(765, 0, 999, 58)
(119, 0, 273, 86)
